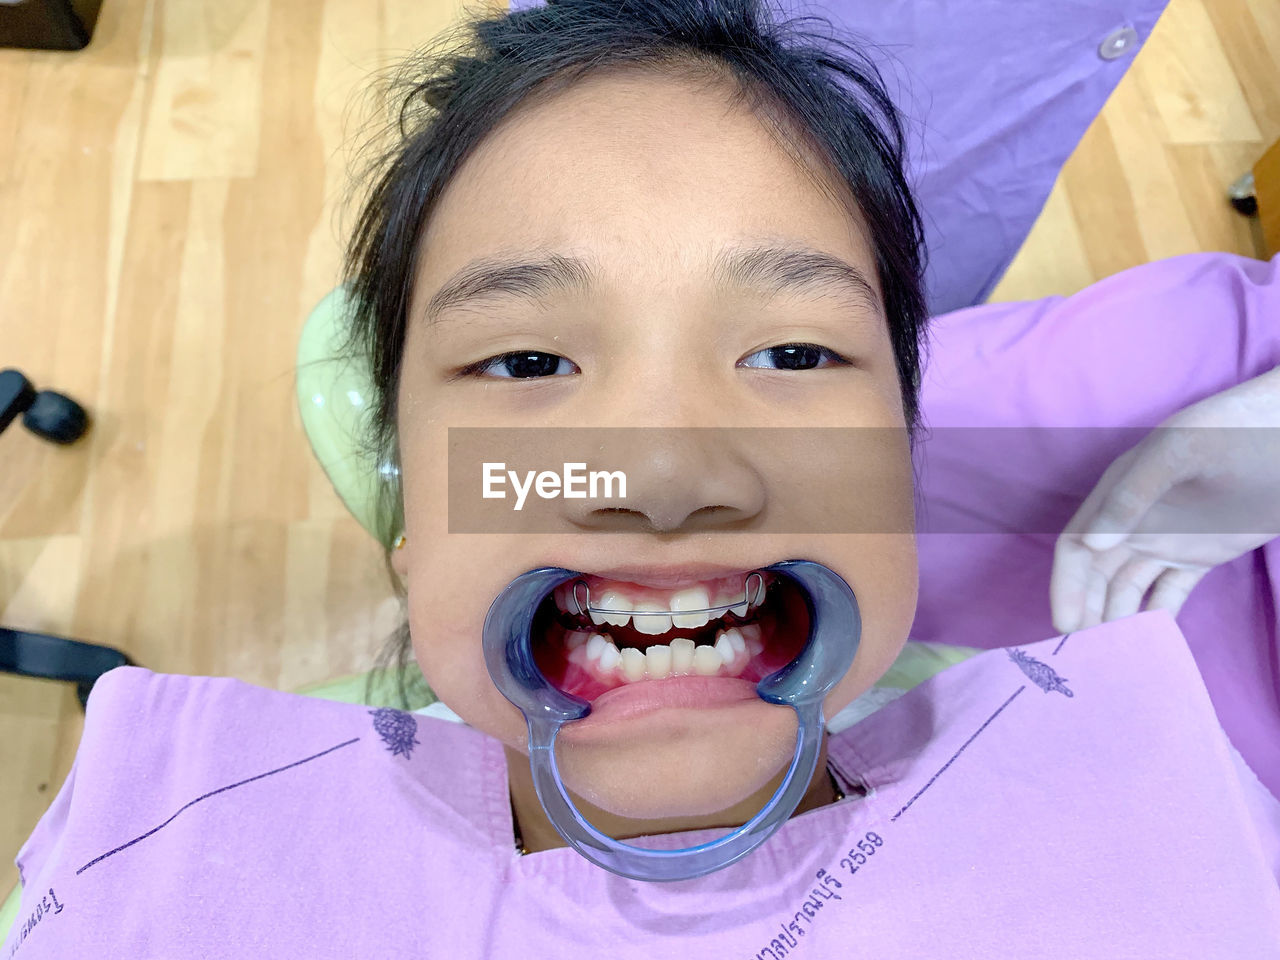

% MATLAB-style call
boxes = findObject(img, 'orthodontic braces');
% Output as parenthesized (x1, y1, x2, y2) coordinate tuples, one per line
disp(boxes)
(570, 571, 766, 618)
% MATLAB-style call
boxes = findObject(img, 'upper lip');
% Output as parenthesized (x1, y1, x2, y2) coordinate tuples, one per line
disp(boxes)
(567, 563, 771, 590)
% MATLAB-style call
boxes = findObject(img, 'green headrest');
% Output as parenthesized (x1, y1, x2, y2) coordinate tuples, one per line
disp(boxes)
(295, 287, 401, 548)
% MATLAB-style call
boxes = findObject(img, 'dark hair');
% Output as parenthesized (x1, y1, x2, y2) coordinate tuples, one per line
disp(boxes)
(343, 0, 929, 708)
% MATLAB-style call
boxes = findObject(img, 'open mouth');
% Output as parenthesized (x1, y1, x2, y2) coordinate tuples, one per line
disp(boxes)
(529, 569, 812, 703)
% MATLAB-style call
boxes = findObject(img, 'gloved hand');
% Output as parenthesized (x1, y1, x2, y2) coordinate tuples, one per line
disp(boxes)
(1050, 365, 1280, 633)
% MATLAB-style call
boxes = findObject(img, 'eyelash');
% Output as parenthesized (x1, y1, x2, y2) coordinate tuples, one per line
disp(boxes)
(739, 343, 851, 371)
(461, 343, 851, 379)
(461, 352, 579, 379)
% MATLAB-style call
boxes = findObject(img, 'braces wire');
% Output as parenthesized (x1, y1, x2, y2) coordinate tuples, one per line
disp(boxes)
(571, 571, 765, 618)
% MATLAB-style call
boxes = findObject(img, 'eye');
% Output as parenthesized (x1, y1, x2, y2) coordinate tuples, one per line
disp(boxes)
(738, 343, 850, 371)
(465, 351, 580, 379)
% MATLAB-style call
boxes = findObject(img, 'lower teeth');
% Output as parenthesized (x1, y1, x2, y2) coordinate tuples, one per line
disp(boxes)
(569, 625, 764, 685)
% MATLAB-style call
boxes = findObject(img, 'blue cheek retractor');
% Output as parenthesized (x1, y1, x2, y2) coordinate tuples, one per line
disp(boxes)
(482, 559, 861, 882)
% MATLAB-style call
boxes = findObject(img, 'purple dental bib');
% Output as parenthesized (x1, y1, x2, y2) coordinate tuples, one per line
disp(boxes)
(6, 610, 1278, 958)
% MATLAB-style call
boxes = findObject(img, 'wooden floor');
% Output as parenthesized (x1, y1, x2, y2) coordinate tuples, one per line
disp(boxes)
(1, 0, 1277, 897)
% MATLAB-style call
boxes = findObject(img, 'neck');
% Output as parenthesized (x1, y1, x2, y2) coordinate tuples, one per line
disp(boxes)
(504, 735, 839, 855)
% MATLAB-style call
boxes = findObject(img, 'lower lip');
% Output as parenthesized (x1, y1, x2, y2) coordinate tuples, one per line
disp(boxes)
(567, 675, 760, 731)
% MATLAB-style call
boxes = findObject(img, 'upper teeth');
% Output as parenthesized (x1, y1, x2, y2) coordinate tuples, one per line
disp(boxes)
(590, 589, 634, 627)
(582, 583, 761, 630)
(671, 587, 711, 628)
(631, 600, 672, 636)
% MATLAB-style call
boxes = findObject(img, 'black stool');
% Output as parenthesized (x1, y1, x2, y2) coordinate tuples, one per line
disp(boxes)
(1, 368, 131, 709)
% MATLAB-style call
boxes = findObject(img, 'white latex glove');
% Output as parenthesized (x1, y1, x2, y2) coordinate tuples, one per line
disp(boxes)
(1050, 365, 1280, 633)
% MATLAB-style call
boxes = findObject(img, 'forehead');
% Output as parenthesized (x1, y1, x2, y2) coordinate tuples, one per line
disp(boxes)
(413, 65, 877, 302)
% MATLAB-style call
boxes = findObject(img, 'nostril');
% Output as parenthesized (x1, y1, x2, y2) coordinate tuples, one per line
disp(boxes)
(578, 505, 747, 534)
(688, 504, 735, 520)
(574, 506, 663, 533)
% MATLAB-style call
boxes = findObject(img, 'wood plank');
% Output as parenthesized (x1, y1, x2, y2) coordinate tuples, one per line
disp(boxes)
(137, 0, 269, 180)
(1255, 138, 1280, 257)
(0, 56, 28, 186)
(1104, 56, 1201, 261)
(1201, 0, 1280, 140)
(1060, 115, 1151, 280)
(1, 537, 83, 634)
(1137, 0, 1261, 144)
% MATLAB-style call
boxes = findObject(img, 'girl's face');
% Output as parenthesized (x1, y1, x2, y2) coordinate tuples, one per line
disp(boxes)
(392, 67, 918, 824)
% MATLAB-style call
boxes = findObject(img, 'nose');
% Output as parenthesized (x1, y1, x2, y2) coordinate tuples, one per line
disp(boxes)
(561, 428, 767, 533)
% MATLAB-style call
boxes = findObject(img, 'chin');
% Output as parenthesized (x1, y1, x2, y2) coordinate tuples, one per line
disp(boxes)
(555, 710, 798, 820)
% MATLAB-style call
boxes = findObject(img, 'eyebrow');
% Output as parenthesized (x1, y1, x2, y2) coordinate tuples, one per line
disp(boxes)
(423, 242, 882, 324)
